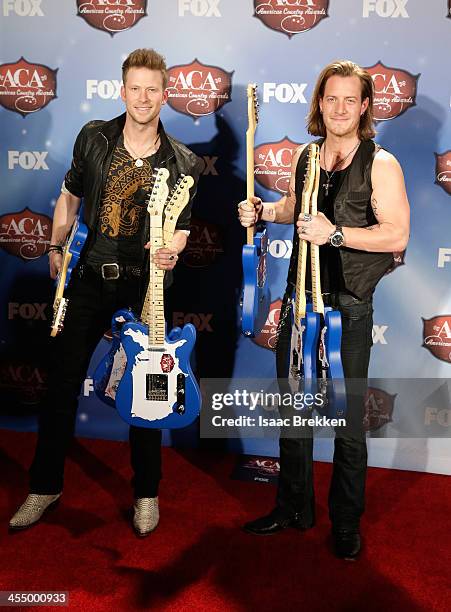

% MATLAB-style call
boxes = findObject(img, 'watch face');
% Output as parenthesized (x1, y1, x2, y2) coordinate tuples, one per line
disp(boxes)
(330, 231, 344, 247)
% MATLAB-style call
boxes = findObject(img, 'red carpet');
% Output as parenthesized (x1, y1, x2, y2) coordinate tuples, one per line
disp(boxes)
(0, 430, 450, 611)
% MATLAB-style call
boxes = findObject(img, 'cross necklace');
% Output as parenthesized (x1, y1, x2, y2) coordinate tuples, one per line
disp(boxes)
(322, 139, 360, 197)
(124, 132, 160, 168)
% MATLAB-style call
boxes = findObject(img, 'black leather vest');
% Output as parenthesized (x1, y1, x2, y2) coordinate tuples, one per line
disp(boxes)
(286, 139, 393, 300)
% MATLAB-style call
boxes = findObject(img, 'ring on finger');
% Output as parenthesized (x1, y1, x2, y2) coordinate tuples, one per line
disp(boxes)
(302, 213, 312, 222)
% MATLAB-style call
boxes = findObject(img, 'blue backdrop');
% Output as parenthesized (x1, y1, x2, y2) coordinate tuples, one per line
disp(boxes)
(1, 0, 450, 474)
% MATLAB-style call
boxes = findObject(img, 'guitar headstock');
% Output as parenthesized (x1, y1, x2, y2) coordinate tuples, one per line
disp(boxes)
(147, 167, 170, 217)
(247, 83, 259, 135)
(164, 174, 195, 219)
(50, 297, 68, 337)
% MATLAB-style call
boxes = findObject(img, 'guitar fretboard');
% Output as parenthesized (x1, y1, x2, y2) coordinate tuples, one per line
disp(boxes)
(294, 144, 316, 325)
(141, 221, 165, 347)
(246, 83, 258, 246)
(309, 145, 325, 316)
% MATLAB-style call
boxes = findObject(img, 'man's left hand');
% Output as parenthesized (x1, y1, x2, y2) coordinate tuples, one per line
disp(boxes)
(147, 245, 179, 270)
(296, 212, 335, 245)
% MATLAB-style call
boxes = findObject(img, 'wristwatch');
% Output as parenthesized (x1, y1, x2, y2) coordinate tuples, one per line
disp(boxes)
(328, 225, 345, 248)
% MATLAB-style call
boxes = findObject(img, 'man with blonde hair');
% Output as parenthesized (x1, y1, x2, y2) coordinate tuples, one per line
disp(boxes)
(238, 60, 409, 558)
(9, 49, 202, 537)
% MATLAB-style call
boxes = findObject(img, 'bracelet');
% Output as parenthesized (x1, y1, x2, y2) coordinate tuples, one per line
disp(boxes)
(48, 245, 63, 255)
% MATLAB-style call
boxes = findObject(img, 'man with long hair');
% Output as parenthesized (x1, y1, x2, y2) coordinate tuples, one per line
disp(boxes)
(9, 49, 202, 537)
(238, 60, 409, 558)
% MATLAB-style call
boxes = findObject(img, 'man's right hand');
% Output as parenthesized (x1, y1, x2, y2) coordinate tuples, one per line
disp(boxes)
(49, 252, 62, 280)
(238, 196, 263, 227)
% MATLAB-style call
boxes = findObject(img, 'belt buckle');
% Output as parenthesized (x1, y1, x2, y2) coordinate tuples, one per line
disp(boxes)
(101, 263, 120, 280)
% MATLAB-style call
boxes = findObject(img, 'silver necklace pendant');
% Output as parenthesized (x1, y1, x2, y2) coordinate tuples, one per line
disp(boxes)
(134, 158, 144, 168)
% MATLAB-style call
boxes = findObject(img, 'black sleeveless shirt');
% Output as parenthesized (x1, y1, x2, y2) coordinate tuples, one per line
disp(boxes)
(286, 140, 394, 300)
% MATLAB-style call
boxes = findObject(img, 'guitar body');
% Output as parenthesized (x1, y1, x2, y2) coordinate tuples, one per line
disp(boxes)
(50, 211, 89, 336)
(321, 307, 347, 418)
(63, 216, 88, 289)
(241, 229, 271, 336)
(116, 321, 201, 429)
(93, 308, 138, 407)
(303, 309, 320, 385)
(283, 299, 319, 397)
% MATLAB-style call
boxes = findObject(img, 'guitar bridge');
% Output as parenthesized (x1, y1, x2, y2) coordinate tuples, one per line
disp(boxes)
(146, 374, 168, 401)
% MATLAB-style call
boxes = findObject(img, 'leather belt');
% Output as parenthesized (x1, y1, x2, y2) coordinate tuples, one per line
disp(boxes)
(86, 262, 142, 280)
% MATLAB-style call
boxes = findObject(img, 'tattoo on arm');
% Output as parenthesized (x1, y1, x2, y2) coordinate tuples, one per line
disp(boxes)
(371, 197, 379, 219)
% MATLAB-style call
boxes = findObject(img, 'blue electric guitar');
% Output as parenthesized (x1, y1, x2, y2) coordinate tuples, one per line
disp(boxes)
(308, 144, 346, 419)
(241, 83, 270, 337)
(50, 206, 88, 337)
(115, 174, 201, 428)
(92, 168, 170, 406)
(287, 145, 320, 392)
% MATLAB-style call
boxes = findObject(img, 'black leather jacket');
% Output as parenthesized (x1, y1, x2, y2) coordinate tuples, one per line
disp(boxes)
(64, 112, 203, 238)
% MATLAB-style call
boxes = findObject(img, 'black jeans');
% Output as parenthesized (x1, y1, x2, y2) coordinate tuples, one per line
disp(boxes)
(275, 292, 373, 529)
(29, 265, 162, 498)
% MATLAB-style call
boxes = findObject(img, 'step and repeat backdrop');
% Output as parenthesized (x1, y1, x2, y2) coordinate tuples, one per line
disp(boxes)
(1, 1, 451, 474)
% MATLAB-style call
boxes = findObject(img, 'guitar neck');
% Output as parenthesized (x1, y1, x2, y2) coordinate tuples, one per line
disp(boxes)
(246, 129, 255, 245)
(141, 219, 165, 347)
(310, 145, 324, 315)
(53, 249, 72, 305)
(293, 144, 317, 324)
(294, 191, 309, 324)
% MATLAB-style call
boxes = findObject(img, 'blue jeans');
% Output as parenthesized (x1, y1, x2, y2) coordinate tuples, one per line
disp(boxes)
(275, 292, 373, 529)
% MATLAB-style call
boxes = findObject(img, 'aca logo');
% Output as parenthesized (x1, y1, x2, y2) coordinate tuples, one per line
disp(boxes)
(243, 456, 280, 475)
(180, 217, 224, 267)
(253, 298, 282, 350)
(253, 0, 329, 38)
(434, 151, 451, 196)
(422, 316, 451, 363)
(0, 362, 47, 405)
(166, 59, 233, 118)
(254, 137, 302, 194)
(365, 61, 419, 121)
(76, 0, 147, 35)
(364, 387, 395, 432)
(0, 57, 57, 117)
(0, 208, 52, 261)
